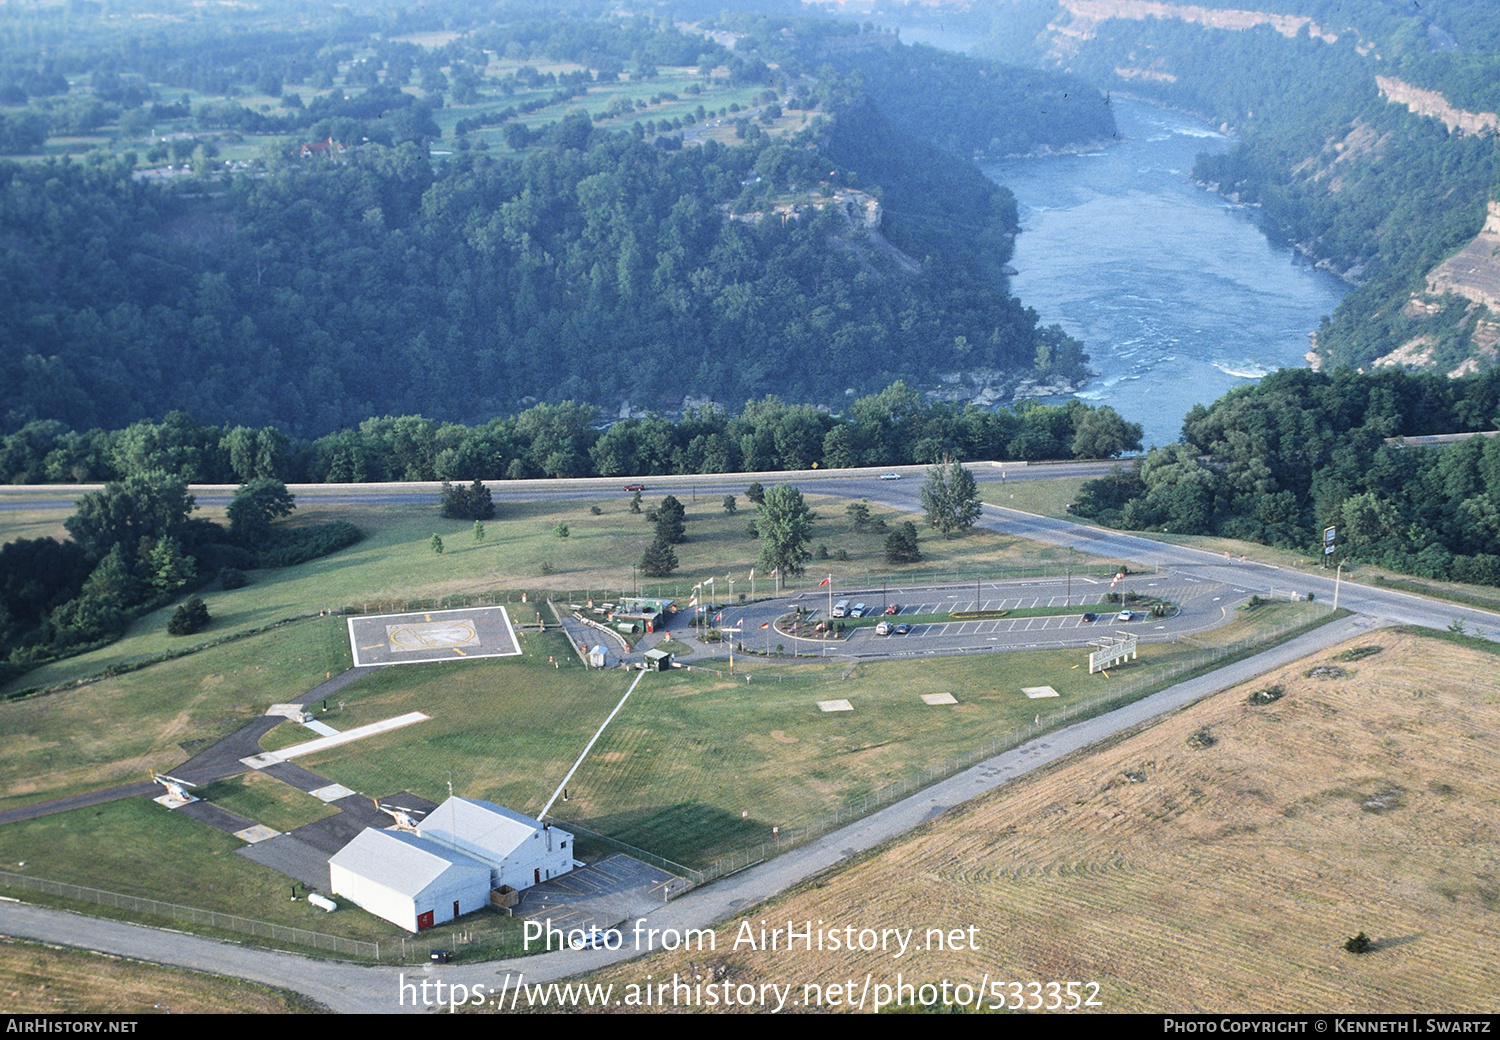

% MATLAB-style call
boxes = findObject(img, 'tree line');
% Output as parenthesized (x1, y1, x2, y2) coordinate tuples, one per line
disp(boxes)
(0, 385, 1142, 487)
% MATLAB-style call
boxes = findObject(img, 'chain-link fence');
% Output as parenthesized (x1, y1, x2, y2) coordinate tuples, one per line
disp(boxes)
(0, 868, 381, 959)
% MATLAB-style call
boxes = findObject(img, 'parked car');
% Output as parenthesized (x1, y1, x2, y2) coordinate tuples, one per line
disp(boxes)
(884, 604, 900, 615)
(1082, 612, 1097, 622)
(851, 603, 868, 617)
(879, 472, 901, 480)
(894, 623, 911, 635)
(875, 621, 893, 636)
(1117, 609, 1132, 622)
(622, 483, 645, 492)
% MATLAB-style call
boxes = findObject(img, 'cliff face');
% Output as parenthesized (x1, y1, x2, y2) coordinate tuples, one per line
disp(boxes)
(1427, 201, 1500, 313)
(1376, 77, 1500, 137)
(1046, 0, 1341, 55)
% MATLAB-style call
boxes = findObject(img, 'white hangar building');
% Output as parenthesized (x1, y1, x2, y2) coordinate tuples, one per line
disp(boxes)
(421, 796, 576, 891)
(328, 828, 491, 933)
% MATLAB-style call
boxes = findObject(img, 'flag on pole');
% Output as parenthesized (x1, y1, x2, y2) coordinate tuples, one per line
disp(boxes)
(714, 611, 722, 623)
(759, 621, 770, 629)
(819, 576, 830, 586)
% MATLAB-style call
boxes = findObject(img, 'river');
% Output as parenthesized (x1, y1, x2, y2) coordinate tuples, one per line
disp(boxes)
(984, 96, 1349, 449)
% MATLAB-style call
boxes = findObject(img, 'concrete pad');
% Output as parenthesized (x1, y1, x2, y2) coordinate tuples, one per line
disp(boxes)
(347, 606, 520, 667)
(264, 703, 306, 719)
(1023, 686, 1061, 699)
(301, 720, 339, 737)
(241, 752, 281, 770)
(234, 824, 280, 843)
(310, 783, 356, 803)
(151, 793, 198, 809)
(921, 692, 958, 705)
(817, 699, 853, 712)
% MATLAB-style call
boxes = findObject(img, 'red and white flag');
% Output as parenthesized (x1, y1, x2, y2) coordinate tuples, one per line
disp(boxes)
(819, 576, 831, 586)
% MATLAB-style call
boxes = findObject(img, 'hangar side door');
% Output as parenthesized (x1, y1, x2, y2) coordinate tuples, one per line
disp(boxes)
(417, 910, 435, 930)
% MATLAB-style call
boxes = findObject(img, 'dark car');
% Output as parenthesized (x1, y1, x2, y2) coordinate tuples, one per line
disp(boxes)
(1082, 612, 1097, 622)
(894, 623, 911, 635)
(622, 483, 646, 492)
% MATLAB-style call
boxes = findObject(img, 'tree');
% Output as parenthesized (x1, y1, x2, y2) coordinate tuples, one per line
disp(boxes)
(473, 520, 485, 542)
(553, 521, 570, 538)
(846, 500, 871, 532)
(65, 472, 197, 565)
(655, 495, 686, 544)
(921, 460, 982, 539)
(755, 484, 814, 589)
(746, 481, 765, 505)
(167, 595, 210, 636)
(722, 494, 737, 515)
(440, 478, 494, 520)
(640, 536, 679, 577)
(227, 477, 296, 544)
(885, 521, 922, 564)
(430, 533, 444, 554)
(630, 489, 643, 514)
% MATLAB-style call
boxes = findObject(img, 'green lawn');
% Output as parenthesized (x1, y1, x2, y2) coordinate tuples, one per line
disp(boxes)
(0, 798, 528, 959)
(0, 615, 350, 811)
(195, 772, 339, 833)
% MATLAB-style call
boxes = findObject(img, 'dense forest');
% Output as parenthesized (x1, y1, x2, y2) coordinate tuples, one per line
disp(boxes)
(976, 0, 1500, 377)
(0, 3, 1113, 436)
(1074, 367, 1500, 584)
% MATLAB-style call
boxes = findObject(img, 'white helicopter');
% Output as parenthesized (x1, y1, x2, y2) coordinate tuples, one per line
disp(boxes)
(374, 798, 425, 831)
(150, 772, 198, 803)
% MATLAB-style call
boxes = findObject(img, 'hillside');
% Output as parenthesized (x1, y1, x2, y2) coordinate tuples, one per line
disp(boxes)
(0, 4, 1113, 437)
(972, 0, 1500, 380)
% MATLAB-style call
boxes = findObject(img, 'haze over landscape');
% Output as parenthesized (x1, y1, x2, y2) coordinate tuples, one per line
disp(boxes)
(1, 0, 1499, 1018)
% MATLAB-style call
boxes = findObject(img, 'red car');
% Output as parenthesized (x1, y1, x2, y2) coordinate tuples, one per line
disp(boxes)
(622, 483, 646, 492)
(884, 604, 900, 615)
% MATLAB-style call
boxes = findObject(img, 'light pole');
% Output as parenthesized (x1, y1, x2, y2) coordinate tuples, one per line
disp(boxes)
(1333, 559, 1345, 611)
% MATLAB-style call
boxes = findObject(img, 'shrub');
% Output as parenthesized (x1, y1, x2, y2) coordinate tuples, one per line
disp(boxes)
(884, 521, 921, 564)
(167, 595, 210, 636)
(1344, 932, 1372, 954)
(219, 568, 249, 590)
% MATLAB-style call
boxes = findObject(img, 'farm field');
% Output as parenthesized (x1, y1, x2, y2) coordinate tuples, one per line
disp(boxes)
(567, 628, 1500, 1013)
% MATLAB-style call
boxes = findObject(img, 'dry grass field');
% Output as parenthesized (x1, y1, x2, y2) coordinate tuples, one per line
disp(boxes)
(568, 628, 1500, 1013)
(0, 936, 326, 1014)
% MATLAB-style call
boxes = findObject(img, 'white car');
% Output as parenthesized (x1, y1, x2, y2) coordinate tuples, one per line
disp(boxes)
(879, 472, 901, 480)
(1117, 609, 1132, 622)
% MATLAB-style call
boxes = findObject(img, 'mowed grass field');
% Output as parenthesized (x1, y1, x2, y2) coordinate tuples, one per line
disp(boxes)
(292, 601, 1325, 869)
(0, 484, 1122, 701)
(569, 628, 1500, 1013)
(0, 615, 350, 811)
(0, 936, 326, 1014)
